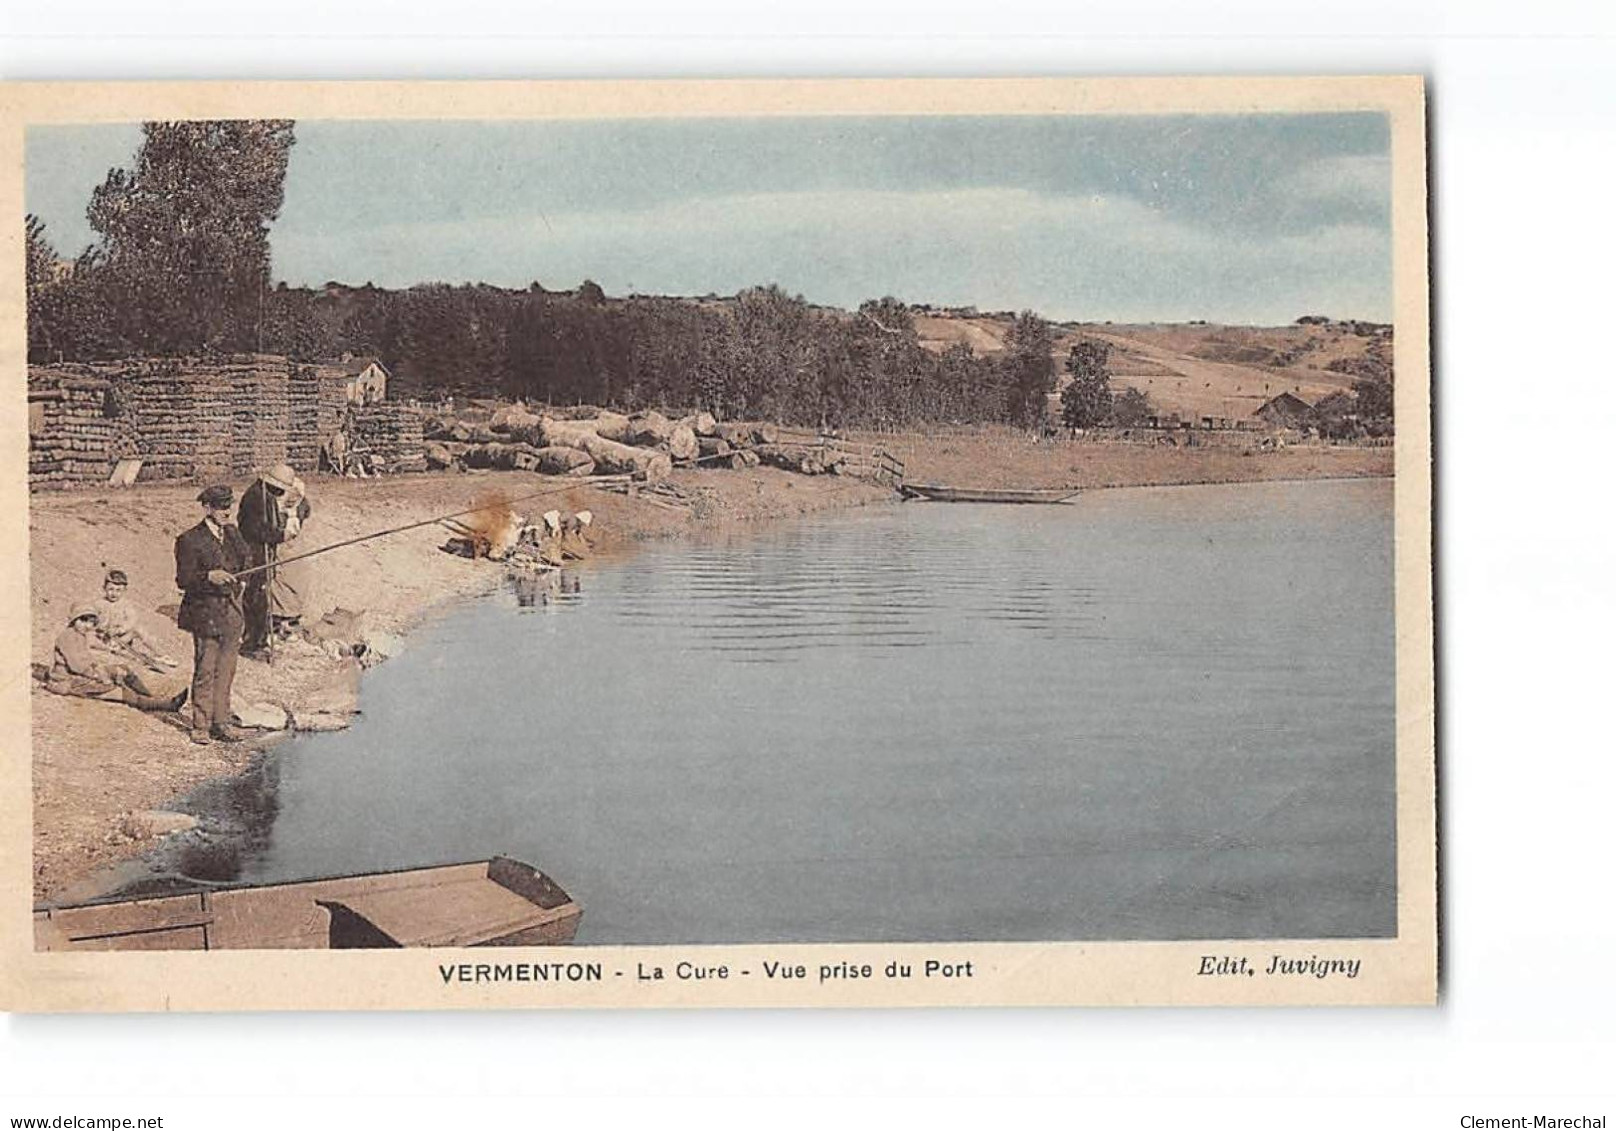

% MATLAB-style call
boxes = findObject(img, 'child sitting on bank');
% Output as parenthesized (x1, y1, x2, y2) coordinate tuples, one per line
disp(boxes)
(46, 602, 187, 714)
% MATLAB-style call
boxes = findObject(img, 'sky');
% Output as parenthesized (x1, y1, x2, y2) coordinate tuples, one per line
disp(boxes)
(25, 114, 1392, 325)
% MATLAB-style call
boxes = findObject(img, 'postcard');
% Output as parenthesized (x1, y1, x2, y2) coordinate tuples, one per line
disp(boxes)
(0, 76, 1434, 1010)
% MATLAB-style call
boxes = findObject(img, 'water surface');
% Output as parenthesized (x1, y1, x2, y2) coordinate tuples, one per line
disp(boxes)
(237, 478, 1396, 943)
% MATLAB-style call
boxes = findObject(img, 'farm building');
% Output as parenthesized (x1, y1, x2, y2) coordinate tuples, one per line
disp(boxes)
(342, 356, 391, 404)
(1253, 391, 1316, 430)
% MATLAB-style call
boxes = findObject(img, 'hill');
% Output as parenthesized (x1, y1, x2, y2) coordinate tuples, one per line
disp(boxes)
(915, 313, 1392, 421)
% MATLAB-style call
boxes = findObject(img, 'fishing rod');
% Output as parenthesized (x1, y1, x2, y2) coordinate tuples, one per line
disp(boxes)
(227, 481, 590, 582)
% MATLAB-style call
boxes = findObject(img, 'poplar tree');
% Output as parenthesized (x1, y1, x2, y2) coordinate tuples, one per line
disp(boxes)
(1060, 338, 1114, 430)
(85, 119, 296, 354)
(1001, 311, 1055, 428)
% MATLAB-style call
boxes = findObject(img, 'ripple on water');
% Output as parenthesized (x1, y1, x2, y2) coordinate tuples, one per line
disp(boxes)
(235, 480, 1397, 945)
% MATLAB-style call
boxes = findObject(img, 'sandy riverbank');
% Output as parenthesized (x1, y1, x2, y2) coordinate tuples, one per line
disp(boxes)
(867, 427, 1393, 490)
(28, 433, 1392, 900)
(28, 466, 890, 899)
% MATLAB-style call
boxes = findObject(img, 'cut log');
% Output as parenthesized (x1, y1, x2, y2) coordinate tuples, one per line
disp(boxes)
(504, 420, 548, 447)
(697, 436, 733, 458)
(489, 405, 540, 432)
(539, 414, 634, 447)
(539, 417, 607, 449)
(678, 411, 719, 437)
(591, 411, 634, 443)
(538, 418, 670, 481)
(626, 410, 673, 446)
(534, 446, 596, 476)
(756, 444, 827, 475)
(424, 442, 454, 470)
(714, 422, 752, 448)
(490, 407, 546, 446)
(584, 436, 671, 481)
(463, 441, 541, 470)
(715, 421, 779, 448)
(664, 423, 698, 461)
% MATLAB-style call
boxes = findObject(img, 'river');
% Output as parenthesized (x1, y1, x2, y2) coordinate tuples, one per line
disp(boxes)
(230, 477, 1397, 944)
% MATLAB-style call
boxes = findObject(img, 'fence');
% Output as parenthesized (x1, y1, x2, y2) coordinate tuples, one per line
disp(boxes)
(773, 426, 905, 486)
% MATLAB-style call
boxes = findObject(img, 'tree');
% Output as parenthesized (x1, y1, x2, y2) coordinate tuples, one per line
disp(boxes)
(1111, 385, 1154, 427)
(86, 119, 296, 354)
(1000, 311, 1055, 428)
(25, 214, 61, 361)
(1060, 338, 1114, 431)
(1352, 375, 1393, 425)
(1314, 390, 1359, 439)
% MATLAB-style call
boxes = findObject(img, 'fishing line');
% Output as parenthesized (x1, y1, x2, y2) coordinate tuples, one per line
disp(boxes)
(229, 481, 591, 581)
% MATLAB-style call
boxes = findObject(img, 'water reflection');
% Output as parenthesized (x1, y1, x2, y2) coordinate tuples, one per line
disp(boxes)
(232, 481, 1398, 945)
(107, 753, 284, 895)
(509, 566, 584, 610)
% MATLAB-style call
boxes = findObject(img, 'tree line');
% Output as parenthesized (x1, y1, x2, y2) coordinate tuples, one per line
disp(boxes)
(24, 117, 1072, 430)
(29, 116, 1394, 436)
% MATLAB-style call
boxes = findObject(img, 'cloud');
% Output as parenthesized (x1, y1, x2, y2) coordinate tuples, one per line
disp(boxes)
(1283, 153, 1393, 210)
(271, 184, 1391, 324)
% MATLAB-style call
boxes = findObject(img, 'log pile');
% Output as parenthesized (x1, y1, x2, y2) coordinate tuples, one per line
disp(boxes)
(536, 417, 674, 482)
(27, 374, 116, 491)
(288, 363, 348, 472)
(229, 358, 293, 477)
(418, 400, 902, 486)
(125, 359, 235, 482)
(353, 403, 427, 473)
(28, 356, 433, 491)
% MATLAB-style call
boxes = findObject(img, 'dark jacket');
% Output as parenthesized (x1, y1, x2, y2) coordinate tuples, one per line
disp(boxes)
(237, 480, 312, 571)
(175, 519, 250, 638)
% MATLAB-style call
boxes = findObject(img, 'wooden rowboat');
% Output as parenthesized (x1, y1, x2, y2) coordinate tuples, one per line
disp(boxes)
(901, 483, 1080, 504)
(34, 856, 581, 951)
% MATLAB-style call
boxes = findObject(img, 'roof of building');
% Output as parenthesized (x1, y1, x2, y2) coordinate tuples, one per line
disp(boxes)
(1253, 391, 1314, 418)
(342, 355, 390, 378)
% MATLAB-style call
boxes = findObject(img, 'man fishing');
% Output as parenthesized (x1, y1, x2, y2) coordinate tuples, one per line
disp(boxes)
(237, 463, 312, 661)
(175, 484, 251, 744)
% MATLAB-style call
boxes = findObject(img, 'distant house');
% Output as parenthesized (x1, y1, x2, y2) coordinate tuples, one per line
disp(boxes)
(342, 356, 390, 405)
(1253, 391, 1315, 430)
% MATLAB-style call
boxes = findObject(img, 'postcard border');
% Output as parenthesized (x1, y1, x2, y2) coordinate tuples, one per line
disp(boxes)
(0, 75, 1434, 1011)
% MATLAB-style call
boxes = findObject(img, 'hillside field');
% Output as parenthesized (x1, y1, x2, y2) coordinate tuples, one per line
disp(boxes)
(913, 314, 1390, 422)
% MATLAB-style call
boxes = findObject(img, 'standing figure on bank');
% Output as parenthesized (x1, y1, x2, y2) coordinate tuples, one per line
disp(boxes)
(175, 484, 250, 745)
(266, 474, 313, 638)
(237, 464, 311, 660)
